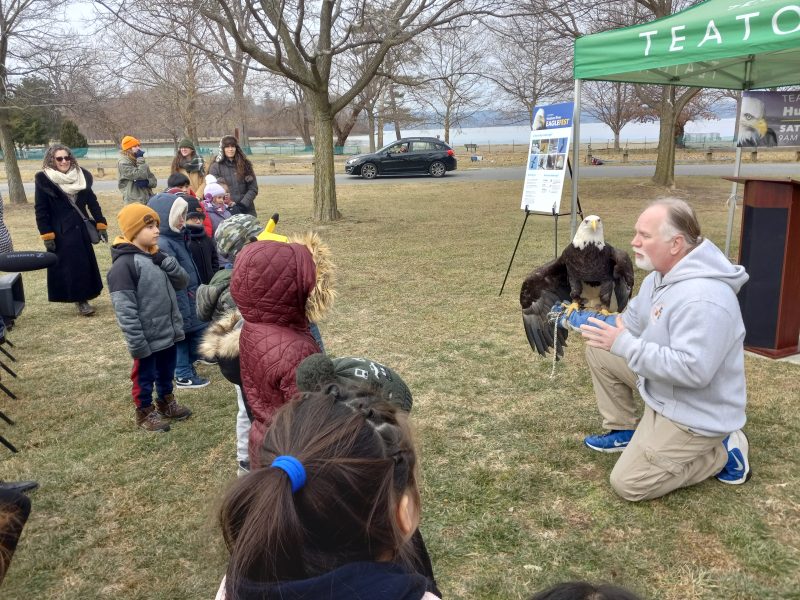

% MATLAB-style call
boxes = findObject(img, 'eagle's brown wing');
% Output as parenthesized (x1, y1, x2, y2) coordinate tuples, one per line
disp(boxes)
(611, 246, 635, 311)
(520, 258, 571, 357)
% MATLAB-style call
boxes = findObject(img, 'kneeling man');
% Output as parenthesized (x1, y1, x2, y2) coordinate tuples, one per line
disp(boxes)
(580, 198, 751, 501)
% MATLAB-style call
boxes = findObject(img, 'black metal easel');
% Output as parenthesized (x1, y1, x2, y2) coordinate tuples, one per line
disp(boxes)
(498, 159, 584, 296)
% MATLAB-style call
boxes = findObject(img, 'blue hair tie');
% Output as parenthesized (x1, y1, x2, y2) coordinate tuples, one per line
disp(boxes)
(271, 455, 306, 493)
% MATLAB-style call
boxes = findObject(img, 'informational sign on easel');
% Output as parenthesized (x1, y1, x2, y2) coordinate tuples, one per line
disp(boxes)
(521, 102, 574, 214)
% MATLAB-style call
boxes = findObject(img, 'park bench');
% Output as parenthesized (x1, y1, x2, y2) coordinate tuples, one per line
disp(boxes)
(464, 143, 478, 153)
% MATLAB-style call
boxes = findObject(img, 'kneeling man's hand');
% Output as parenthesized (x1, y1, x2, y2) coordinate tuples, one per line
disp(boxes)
(580, 316, 625, 351)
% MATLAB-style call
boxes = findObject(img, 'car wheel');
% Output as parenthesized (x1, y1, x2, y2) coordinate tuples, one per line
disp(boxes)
(429, 161, 446, 177)
(360, 163, 378, 179)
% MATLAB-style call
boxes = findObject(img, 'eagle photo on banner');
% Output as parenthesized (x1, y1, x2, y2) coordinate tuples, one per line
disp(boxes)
(520, 216, 634, 358)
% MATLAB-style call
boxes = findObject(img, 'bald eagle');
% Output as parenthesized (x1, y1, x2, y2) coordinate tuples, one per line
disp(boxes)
(520, 215, 634, 357)
(737, 96, 778, 147)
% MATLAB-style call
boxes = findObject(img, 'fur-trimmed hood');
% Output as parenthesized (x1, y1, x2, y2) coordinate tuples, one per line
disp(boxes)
(199, 310, 242, 360)
(288, 231, 336, 323)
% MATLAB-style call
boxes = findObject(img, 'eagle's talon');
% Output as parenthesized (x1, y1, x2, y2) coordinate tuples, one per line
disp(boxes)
(564, 302, 581, 317)
(599, 308, 612, 316)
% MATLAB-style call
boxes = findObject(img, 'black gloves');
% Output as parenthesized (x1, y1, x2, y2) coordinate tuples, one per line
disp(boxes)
(134, 149, 145, 158)
(98, 229, 108, 243)
(44, 239, 56, 253)
(134, 179, 151, 188)
(151, 251, 168, 266)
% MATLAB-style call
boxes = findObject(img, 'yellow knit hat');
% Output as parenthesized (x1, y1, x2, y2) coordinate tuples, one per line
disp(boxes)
(121, 135, 141, 151)
(117, 204, 160, 243)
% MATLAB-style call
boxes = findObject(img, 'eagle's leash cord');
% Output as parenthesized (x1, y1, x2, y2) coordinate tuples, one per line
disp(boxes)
(547, 305, 566, 379)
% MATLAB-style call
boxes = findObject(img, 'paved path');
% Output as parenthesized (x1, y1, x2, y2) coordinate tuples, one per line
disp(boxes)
(3, 162, 798, 195)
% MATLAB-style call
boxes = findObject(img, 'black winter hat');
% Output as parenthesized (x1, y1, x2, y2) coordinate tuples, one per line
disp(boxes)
(185, 196, 204, 220)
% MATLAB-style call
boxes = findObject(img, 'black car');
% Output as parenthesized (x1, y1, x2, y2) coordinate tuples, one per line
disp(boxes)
(345, 137, 457, 179)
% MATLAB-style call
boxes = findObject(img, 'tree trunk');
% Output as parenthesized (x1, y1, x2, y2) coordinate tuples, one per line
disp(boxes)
(0, 116, 27, 205)
(233, 75, 249, 147)
(444, 106, 451, 144)
(300, 107, 313, 150)
(310, 94, 340, 222)
(652, 94, 677, 187)
(388, 85, 401, 140)
(377, 101, 384, 148)
(674, 120, 686, 148)
(613, 130, 621, 151)
(652, 86, 699, 187)
(367, 108, 376, 152)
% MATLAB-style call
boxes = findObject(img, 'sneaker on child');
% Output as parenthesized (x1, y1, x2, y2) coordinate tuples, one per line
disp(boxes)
(175, 376, 210, 389)
(584, 429, 634, 453)
(238, 460, 250, 477)
(716, 429, 751, 485)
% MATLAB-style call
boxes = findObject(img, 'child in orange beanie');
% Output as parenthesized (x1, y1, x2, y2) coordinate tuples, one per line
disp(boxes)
(107, 204, 193, 432)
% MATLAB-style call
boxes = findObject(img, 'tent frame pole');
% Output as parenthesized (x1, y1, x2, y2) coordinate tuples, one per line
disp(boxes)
(571, 79, 582, 238)
(725, 82, 749, 260)
(724, 146, 742, 259)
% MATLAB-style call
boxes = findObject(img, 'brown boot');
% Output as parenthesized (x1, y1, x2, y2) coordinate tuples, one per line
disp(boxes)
(156, 394, 192, 421)
(135, 404, 171, 432)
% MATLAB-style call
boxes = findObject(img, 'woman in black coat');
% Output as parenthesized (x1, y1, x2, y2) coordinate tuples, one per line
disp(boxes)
(34, 144, 108, 316)
(208, 135, 258, 217)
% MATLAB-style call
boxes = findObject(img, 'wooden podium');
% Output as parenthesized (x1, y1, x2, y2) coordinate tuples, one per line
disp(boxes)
(725, 177, 800, 358)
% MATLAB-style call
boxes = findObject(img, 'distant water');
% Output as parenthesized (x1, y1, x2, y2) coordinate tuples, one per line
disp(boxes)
(349, 118, 737, 147)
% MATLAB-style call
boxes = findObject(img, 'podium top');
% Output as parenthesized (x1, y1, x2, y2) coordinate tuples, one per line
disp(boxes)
(724, 177, 800, 185)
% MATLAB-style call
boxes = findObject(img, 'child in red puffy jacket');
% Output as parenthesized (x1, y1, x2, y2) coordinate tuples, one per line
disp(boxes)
(229, 233, 334, 467)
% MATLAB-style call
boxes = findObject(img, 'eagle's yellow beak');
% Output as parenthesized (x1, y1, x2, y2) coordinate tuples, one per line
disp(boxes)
(591, 220, 597, 232)
(756, 118, 768, 136)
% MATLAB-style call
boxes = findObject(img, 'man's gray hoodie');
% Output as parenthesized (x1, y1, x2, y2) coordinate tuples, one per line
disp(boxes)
(611, 239, 749, 436)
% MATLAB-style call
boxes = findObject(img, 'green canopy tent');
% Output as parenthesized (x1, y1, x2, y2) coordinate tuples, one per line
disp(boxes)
(570, 0, 800, 252)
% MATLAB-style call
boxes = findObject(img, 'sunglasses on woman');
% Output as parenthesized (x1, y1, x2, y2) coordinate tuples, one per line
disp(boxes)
(54, 156, 72, 162)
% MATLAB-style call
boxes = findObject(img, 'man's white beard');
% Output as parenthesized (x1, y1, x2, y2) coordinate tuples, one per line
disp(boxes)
(634, 251, 654, 271)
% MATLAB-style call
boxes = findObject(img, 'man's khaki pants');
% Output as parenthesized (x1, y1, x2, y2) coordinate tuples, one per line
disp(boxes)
(585, 345, 728, 502)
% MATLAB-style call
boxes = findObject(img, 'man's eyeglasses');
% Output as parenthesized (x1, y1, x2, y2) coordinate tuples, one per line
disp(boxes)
(54, 156, 71, 162)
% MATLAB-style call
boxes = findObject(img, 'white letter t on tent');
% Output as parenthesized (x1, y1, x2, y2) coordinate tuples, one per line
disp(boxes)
(640, 30, 658, 56)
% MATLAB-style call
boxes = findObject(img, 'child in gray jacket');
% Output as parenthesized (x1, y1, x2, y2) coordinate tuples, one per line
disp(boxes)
(107, 204, 193, 432)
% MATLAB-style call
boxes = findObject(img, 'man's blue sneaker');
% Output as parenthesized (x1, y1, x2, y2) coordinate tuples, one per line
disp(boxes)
(716, 430, 751, 485)
(175, 376, 210, 389)
(584, 429, 634, 453)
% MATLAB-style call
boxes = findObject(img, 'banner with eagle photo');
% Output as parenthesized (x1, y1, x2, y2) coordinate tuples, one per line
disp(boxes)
(521, 102, 574, 214)
(736, 91, 800, 148)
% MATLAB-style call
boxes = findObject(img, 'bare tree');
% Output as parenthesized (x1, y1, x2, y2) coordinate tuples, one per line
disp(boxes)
(196, 5, 254, 146)
(583, 81, 638, 150)
(485, 17, 571, 128)
(406, 27, 486, 144)
(96, 0, 510, 221)
(0, 0, 69, 204)
(284, 83, 314, 149)
(527, 0, 708, 186)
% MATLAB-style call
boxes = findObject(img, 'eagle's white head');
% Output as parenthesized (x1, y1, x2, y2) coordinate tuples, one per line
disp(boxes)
(572, 215, 605, 249)
(533, 108, 546, 131)
(737, 96, 769, 145)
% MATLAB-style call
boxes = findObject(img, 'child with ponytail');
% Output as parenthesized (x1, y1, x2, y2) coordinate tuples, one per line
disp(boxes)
(216, 384, 440, 600)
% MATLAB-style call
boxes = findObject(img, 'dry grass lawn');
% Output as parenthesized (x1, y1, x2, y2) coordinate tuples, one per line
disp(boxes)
(0, 174, 798, 599)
